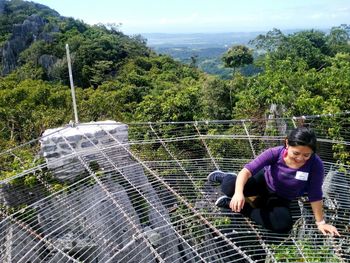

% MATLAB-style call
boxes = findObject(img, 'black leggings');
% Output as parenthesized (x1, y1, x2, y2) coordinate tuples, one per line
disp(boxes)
(221, 171, 298, 233)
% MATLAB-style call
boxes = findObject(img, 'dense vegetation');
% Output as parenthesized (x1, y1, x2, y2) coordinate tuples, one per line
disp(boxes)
(0, 0, 349, 153)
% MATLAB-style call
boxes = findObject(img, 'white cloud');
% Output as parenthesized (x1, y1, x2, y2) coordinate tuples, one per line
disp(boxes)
(85, 3, 350, 34)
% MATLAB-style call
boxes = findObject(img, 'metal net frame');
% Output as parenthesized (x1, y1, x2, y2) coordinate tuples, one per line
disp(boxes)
(0, 112, 349, 262)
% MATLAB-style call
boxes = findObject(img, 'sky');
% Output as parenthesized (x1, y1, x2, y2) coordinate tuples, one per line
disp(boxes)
(32, 0, 350, 34)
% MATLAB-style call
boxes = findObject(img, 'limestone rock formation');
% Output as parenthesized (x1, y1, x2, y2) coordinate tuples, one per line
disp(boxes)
(0, 0, 5, 14)
(2, 15, 46, 75)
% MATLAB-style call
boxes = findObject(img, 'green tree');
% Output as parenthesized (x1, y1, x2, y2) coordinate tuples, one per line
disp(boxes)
(249, 28, 285, 52)
(200, 76, 232, 120)
(0, 78, 72, 142)
(252, 29, 349, 71)
(135, 79, 202, 122)
(274, 30, 330, 70)
(222, 45, 253, 73)
(327, 26, 350, 54)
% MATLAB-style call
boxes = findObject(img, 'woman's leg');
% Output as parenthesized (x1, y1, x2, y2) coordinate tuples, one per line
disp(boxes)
(219, 171, 294, 233)
(220, 170, 267, 197)
(248, 195, 293, 233)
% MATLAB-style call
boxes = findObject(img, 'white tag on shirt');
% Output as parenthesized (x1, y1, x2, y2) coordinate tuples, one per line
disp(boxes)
(295, 171, 309, 181)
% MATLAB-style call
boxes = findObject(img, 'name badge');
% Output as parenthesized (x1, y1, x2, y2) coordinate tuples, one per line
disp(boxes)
(295, 171, 309, 181)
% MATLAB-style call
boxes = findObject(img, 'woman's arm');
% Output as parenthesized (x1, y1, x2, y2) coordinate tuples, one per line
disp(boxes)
(310, 200, 340, 236)
(230, 147, 279, 212)
(311, 200, 324, 222)
(230, 168, 251, 212)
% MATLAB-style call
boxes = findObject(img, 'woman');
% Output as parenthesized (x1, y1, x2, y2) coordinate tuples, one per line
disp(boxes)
(208, 127, 340, 235)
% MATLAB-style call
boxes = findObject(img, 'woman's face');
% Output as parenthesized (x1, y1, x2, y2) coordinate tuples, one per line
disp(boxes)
(286, 144, 313, 166)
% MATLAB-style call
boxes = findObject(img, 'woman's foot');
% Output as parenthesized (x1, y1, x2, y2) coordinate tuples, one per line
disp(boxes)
(215, 195, 231, 208)
(207, 170, 236, 183)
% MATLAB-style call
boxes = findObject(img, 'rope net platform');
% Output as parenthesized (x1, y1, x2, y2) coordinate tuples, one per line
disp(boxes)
(0, 113, 350, 262)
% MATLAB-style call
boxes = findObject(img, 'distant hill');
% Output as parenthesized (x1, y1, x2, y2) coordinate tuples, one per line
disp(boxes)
(142, 32, 263, 48)
(142, 32, 263, 78)
(142, 29, 324, 48)
(141, 30, 323, 78)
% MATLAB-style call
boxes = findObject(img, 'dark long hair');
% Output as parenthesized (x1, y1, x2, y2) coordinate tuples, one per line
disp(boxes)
(286, 127, 317, 152)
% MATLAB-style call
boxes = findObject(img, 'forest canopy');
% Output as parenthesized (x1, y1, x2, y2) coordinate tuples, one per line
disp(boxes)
(0, 0, 349, 150)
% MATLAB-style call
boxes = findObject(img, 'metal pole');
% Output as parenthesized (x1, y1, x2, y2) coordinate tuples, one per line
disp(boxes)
(65, 44, 79, 124)
(242, 120, 256, 158)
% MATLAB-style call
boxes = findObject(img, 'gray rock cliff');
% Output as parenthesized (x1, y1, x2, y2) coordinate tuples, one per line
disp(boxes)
(0, 0, 5, 14)
(1, 13, 60, 76)
(2, 15, 45, 75)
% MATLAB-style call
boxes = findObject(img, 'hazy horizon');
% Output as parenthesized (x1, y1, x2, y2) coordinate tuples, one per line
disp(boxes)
(31, 0, 350, 35)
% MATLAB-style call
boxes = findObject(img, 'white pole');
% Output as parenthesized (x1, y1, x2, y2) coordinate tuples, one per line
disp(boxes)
(65, 44, 79, 124)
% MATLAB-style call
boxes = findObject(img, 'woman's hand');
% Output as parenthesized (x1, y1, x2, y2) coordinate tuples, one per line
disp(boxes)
(230, 192, 245, 212)
(317, 223, 340, 237)
(230, 168, 251, 212)
(311, 201, 340, 237)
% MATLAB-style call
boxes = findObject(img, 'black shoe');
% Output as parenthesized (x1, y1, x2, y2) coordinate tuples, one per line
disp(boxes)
(207, 170, 236, 183)
(215, 196, 231, 209)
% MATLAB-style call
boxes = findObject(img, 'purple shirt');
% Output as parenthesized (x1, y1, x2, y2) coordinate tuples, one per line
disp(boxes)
(244, 146, 324, 201)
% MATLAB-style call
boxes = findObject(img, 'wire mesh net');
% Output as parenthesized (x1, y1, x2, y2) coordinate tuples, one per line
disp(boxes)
(0, 113, 350, 263)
